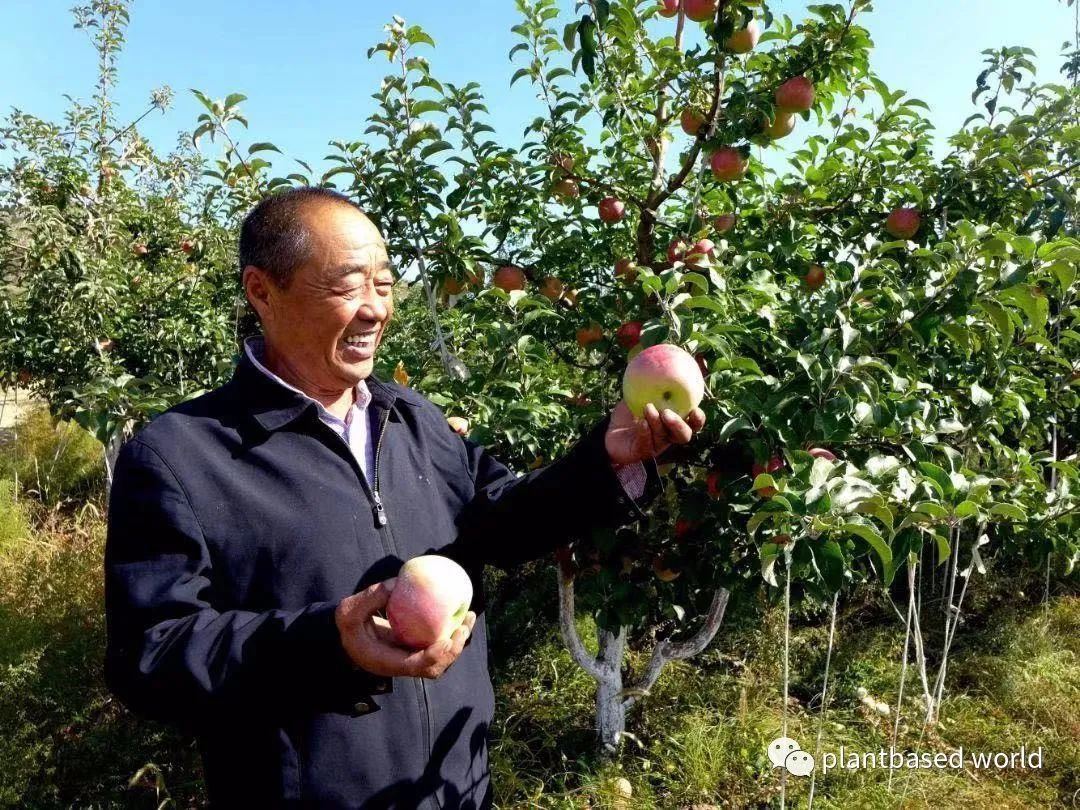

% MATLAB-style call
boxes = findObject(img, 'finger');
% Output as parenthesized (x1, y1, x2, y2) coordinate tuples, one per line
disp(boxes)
(643, 403, 662, 436)
(686, 407, 706, 432)
(660, 409, 694, 444)
(342, 581, 393, 622)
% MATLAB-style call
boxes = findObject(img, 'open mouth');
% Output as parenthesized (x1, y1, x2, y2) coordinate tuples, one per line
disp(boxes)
(341, 330, 379, 359)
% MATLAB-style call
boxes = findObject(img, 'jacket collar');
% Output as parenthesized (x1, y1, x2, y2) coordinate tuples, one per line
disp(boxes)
(229, 344, 410, 433)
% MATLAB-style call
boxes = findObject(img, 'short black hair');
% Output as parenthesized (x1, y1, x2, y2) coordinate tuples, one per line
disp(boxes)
(238, 186, 364, 289)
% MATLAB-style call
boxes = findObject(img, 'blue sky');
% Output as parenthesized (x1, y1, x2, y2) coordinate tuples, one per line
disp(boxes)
(1, 1, 1075, 176)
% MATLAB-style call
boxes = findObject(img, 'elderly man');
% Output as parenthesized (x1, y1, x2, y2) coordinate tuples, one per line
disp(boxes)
(104, 187, 705, 809)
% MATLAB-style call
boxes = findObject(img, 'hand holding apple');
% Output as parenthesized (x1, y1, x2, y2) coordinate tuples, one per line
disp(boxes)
(605, 400, 705, 466)
(335, 574, 476, 680)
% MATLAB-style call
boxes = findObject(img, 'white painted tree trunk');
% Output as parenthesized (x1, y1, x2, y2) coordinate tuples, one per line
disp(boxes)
(557, 567, 730, 757)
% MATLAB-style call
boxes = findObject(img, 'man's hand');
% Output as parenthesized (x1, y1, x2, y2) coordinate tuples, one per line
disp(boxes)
(335, 580, 476, 680)
(604, 400, 706, 466)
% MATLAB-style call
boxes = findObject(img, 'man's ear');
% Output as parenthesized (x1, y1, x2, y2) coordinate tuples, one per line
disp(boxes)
(242, 265, 273, 322)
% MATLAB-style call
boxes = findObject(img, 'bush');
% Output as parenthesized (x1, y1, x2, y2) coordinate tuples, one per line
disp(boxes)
(0, 407, 104, 506)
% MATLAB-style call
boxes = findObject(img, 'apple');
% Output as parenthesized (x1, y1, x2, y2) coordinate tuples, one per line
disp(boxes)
(627, 344, 644, 361)
(808, 447, 837, 461)
(17, 368, 31, 386)
(725, 19, 760, 53)
(713, 213, 737, 233)
(540, 276, 565, 301)
(598, 197, 626, 223)
(615, 258, 638, 283)
(658, 0, 680, 17)
(616, 321, 643, 349)
(667, 237, 691, 264)
(686, 238, 717, 263)
(133, 243, 149, 256)
(561, 288, 579, 307)
(552, 178, 580, 200)
(684, 0, 718, 22)
(652, 556, 681, 582)
(772, 533, 792, 547)
(706, 469, 725, 499)
(387, 555, 473, 650)
(493, 265, 526, 292)
(622, 343, 706, 419)
(446, 416, 470, 436)
(885, 207, 921, 239)
(775, 76, 815, 113)
(577, 322, 604, 348)
(681, 107, 706, 136)
(180, 239, 194, 255)
(443, 276, 468, 296)
(762, 111, 796, 140)
(804, 264, 826, 291)
(751, 455, 784, 498)
(674, 518, 697, 538)
(552, 152, 575, 172)
(710, 148, 748, 181)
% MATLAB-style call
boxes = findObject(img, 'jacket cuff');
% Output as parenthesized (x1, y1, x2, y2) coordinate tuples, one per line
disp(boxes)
(571, 416, 663, 527)
(309, 602, 393, 715)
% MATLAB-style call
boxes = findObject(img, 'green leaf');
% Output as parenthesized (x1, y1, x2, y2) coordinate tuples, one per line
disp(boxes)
(719, 416, 753, 442)
(842, 522, 892, 572)
(248, 142, 281, 155)
(990, 503, 1027, 521)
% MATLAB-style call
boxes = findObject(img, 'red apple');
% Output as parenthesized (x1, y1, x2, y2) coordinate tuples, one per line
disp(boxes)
(576, 323, 603, 348)
(725, 19, 760, 53)
(552, 178, 580, 200)
(684, 0, 718, 22)
(710, 148, 748, 182)
(180, 239, 194, 255)
(808, 447, 837, 461)
(615, 258, 639, 283)
(775, 76, 815, 113)
(493, 265, 527, 292)
(658, 0, 680, 17)
(667, 237, 691, 264)
(713, 213, 737, 233)
(598, 197, 626, 223)
(446, 416, 470, 436)
(804, 264, 826, 290)
(706, 469, 724, 499)
(686, 238, 717, 263)
(133, 243, 149, 256)
(540, 276, 565, 301)
(443, 276, 468, 296)
(386, 555, 473, 650)
(681, 107, 706, 136)
(616, 321, 643, 349)
(674, 518, 697, 538)
(552, 152, 575, 172)
(622, 343, 706, 419)
(885, 207, 921, 239)
(751, 455, 784, 498)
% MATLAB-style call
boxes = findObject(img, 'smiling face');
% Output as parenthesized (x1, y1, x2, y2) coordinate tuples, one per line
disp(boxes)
(243, 202, 394, 405)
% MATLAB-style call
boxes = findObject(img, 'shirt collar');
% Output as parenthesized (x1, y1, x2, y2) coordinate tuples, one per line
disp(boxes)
(237, 336, 378, 432)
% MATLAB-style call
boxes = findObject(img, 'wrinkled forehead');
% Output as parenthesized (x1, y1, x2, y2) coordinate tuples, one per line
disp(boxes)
(303, 203, 394, 280)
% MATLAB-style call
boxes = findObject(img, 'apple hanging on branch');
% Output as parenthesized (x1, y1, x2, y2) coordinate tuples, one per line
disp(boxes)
(614, 258, 638, 283)
(804, 264, 827, 291)
(598, 196, 626, 223)
(725, 19, 760, 54)
(775, 76, 816, 113)
(492, 265, 527, 292)
(710, 147, 749, 181)
(885, 207, 922, 239)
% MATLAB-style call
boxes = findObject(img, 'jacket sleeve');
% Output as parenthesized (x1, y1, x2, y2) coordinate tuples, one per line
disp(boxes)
(104, 438, 388, 727)
(444, 415, 664, 571)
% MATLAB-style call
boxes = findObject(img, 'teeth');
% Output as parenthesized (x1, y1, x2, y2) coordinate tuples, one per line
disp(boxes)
(345, 335, 374, 346)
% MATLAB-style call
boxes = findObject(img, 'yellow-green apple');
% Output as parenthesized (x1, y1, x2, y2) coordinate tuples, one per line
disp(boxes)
(751, 455, 784, 498)
(493, 265, 526, 292)
(446, 416, 470, 436)
(576, 322, 604, 348)
(616, 321, 643, 349)
(658, 0, 680, 17)
(885, 207, 921, 239)
(804, 264, 826, 290)
(710, 147, 748, 181)
(615, 258, 638, 283)
(652, 555, 681, 581)
(681, 107, 706, 136)
(762, 111, 796, 140)
(775, 76, 815, 113)
(684, 0, 718, 22)
(622, 343, 706, 418)
(386, 555, 474, 650)
(540, 276, 565, 301)
(598, 196, 626, 223)
(713, 213, 737, 233)
(725, 19, 759, 53)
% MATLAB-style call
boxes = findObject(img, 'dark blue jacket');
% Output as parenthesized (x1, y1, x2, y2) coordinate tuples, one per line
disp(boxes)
(104, 350, 661, 809)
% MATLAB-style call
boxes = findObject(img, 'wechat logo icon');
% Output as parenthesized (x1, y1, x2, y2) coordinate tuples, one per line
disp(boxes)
(767, 737, 816, 777)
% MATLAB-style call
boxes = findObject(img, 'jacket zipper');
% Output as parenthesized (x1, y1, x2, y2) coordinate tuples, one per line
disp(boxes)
(369, 405, 440, 810)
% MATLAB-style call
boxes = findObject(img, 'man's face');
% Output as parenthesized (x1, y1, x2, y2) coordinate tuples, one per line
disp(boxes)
(245, 203, 394, 392)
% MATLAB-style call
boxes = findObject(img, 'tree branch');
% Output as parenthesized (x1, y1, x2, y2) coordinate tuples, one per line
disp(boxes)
(557, 569, 612, 681)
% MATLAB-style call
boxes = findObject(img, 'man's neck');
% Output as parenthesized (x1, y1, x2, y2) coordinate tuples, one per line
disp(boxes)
(259, 340, 357, 420)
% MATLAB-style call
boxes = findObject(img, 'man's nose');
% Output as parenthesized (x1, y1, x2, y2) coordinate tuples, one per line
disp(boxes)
(357, 294, 389, 323)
